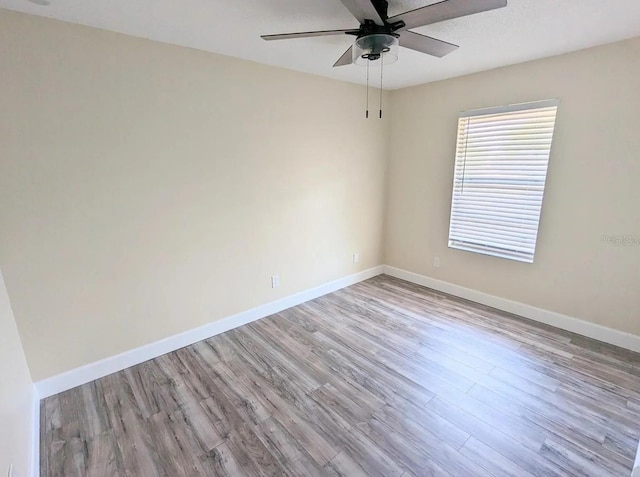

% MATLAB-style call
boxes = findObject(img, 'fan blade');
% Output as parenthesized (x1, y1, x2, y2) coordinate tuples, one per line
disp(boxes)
(261, 29, 356, 41)
(389, 0, 507, 31)
(339, 0, 385, 25)
(333, 46, 354, 67)
(399, 30, 458, 58)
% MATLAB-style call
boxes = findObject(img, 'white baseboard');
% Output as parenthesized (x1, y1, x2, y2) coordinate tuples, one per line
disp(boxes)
(31, 385, 40, 477)
(34, 263, 640, 399)
(383, 265, 640, 354)
(34, 266, 384, 399)
(29, 263, 640, 477)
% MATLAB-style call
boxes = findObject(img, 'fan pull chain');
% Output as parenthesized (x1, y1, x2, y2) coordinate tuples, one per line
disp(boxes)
(379, 57, 384, 119)
(366, 60, 370, 119)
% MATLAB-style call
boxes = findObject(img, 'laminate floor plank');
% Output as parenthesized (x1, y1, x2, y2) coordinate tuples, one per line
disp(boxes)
(252, 416, 317, 471)
(427, 399, 569, 476)
(323, 451, 370, 477)
(468, 384, 636, 469)
(460, 436, 536, 477)
(41, 275, 640, 476)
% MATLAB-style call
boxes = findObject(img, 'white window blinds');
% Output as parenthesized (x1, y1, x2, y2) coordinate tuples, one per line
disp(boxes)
(448, 100, 559, 263)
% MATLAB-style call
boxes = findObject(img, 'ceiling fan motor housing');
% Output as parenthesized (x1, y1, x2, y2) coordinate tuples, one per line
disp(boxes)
(370, 0, 389, 19)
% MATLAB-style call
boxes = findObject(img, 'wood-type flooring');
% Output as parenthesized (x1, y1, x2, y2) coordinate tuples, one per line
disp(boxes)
(40, 275, 640, 476)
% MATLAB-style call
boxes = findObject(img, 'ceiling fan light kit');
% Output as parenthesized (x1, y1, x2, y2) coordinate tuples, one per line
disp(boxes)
(353, 33, 399, 65)
(262, 0, 508, 115)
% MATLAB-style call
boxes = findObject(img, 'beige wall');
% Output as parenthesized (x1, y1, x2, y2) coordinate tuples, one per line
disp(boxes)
(1, 6, 639, 384)
(0, 269, 34, 477)
(0, 10, 388, 381)
(385, 37, 640, 336)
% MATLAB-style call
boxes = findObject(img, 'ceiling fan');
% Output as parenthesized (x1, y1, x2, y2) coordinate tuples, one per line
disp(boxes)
(262, 0, 508, 67)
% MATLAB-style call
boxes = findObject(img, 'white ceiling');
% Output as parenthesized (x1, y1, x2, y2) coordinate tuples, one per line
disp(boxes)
(2, 0, 640, 89)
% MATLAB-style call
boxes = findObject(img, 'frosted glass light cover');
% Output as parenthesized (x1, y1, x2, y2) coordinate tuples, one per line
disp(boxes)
(353, 34, 399, 66)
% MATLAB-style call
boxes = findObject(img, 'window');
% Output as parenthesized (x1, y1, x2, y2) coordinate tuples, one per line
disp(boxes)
(448, 100, 559, 263)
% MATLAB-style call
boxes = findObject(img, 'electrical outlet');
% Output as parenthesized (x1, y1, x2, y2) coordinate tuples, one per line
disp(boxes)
(353, 252, 360, 264)
(432, 257, 440, 268)
(271, 275, 280, 288)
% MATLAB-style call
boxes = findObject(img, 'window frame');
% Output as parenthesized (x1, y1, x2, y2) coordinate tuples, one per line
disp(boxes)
(447, 99, 560, 263)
